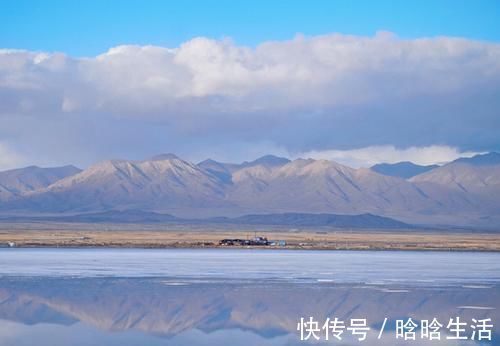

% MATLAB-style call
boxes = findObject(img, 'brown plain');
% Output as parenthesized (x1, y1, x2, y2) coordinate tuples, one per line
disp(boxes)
(1, 228, 500, 251)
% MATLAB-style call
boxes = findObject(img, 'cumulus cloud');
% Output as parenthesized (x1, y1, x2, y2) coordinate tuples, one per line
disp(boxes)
(0, 32, 499, 167)
(296, 145, 481, 168)
(0, 142, 25, 170)
(2, 33, 500, 114)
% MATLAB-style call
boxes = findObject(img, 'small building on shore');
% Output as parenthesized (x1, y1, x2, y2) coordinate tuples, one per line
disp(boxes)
(219, 236, 287, 247)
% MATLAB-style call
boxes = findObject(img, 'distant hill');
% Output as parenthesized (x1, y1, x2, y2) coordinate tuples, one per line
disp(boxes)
(199, 155, 291, 176)
(371, 161, 438, 179)
(197, 159, 232, 183)
(0, 210, 412, 229)
(211, 212, 412, 229)
(241, 155, 291, 168)
(53, 210, 178, 223)
(410, 152, 500, 220)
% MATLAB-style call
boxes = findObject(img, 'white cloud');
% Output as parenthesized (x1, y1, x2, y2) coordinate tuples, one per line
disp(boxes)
(0, 142, 25, 170)
(297, 145, 481, 168)
(0, 33, 499, 167)
(1, 33, 499, 115)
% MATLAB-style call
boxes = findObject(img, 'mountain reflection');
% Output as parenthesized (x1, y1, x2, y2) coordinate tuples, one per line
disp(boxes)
(0, 278, 498, 345)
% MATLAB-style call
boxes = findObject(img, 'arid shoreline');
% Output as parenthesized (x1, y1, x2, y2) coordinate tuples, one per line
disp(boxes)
(1, 229, 500, 251)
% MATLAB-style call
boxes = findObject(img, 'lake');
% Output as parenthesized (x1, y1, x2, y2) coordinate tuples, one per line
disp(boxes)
(0, 249, 498, 345)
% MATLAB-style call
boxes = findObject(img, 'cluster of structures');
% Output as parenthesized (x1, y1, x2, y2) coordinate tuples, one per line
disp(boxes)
(219, 236, 286, 247)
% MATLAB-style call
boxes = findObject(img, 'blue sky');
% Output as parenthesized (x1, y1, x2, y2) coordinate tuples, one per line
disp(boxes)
(1, 0, 500, 56)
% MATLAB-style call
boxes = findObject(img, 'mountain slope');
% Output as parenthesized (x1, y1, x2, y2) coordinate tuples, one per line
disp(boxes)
(411, 152, 500, 191)
(451, 152, 500, 166)
(9, 156, 230, 212)
(227, 159, 444, 216)
(410, 152, 500, 214)
(0, 165, 81, 201)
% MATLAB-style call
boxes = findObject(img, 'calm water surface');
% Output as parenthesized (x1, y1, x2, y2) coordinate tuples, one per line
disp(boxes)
(0, 249, 498, 345)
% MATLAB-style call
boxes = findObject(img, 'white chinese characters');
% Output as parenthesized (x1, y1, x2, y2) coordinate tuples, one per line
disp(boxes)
(297, 316, 493, 342)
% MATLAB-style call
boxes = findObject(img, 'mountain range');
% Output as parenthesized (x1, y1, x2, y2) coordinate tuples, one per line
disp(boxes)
(0, 152, 499, 228)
